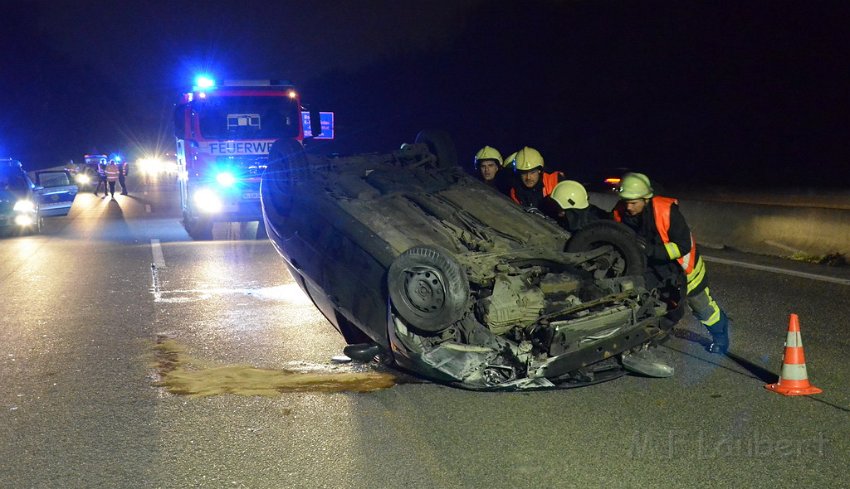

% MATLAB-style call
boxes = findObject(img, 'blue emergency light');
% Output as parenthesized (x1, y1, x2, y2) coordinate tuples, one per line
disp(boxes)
(194, 75, 216, 90)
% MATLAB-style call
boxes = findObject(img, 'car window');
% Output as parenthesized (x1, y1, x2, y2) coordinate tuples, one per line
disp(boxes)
(0, 171, 29, 191)
(39, 172, 71, 188)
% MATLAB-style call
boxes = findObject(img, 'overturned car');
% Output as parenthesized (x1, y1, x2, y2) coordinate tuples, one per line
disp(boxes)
(260, 132, 684, 390)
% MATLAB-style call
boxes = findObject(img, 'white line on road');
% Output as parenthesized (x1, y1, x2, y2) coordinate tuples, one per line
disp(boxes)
(150, 239, 167, 269)
(145, 204, 151, 213)
(703, 255, 850, 286)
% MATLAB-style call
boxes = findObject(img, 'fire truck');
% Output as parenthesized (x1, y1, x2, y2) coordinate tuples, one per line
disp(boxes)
(172, 76, 332, 239)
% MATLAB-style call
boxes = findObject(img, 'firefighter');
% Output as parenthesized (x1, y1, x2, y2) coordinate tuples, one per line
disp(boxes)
(105, 159, 120, 199)
(118, 158, 129, 195)
(473, 146, 502, 186)
(612, 172, 730, 354)
(474, 146, 512, 195)
(508, 146, 563, 209)
(94, 160, 108, 196)
(502, 151, 517, 170)
(548, 180, 609, 233)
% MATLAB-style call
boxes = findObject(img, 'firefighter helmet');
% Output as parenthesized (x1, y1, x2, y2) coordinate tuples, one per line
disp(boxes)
(618, 172, 654, 200)
(474, 146, 502, 169)
(513, 147, 544, 172)
(550, 180, 589, 210)
(502, 151, 517, 168)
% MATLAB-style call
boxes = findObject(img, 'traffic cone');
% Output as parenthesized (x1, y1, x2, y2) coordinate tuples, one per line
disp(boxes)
(765, 313, 822, 396)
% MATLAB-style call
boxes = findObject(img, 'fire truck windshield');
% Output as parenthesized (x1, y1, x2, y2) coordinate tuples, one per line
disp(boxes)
(194, 95, 300, 140)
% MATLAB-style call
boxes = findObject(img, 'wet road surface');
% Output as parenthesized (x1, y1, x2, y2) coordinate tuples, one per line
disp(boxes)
(1, 174, 848, 488)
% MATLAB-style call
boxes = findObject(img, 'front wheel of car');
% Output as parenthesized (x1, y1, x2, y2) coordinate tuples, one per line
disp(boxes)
(387, 246, 470, 333)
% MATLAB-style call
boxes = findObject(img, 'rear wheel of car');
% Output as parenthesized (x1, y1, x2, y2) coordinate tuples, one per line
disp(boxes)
(414, 129, 458, 169)
(565, 221, 646, 278)
(387, 246, 469, 333)
(262, 139, 307, 219)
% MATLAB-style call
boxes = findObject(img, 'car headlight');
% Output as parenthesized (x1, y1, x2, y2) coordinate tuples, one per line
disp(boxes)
(13, 200, 36, 213)
(193, 188, 222, 213)
(75, 174, 91, 185)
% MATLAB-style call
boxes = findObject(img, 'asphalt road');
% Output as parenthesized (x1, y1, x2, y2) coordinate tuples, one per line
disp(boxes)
(1, 173, 848, 489)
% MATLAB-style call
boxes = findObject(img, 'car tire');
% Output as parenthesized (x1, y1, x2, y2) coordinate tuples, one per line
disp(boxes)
(262, 139, 306, 219)
(414, 129, 458, 169)
(565, 220, 647, 278)
(387, 245, 469, 333)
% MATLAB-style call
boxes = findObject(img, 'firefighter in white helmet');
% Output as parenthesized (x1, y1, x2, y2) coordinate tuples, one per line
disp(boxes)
(548, 180, 609, 233)
(613, 172, 731, 354)
(508, 146, 563, 209)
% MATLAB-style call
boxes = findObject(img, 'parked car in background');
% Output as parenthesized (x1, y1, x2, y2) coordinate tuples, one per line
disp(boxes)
(0, 158, 78, 236)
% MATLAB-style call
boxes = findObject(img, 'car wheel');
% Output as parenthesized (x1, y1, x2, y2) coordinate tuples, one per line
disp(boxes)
(565, 220, 646, 278)
(387, 246, 470, 333)
(262, 139, 306, 218)
(414, 129, 458, 169)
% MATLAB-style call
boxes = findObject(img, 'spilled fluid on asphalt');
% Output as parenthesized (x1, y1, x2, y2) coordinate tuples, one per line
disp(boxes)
(151, 337, 398, 397)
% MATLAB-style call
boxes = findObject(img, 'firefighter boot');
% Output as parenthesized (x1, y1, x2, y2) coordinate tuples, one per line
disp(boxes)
(705, 311, 730, 354)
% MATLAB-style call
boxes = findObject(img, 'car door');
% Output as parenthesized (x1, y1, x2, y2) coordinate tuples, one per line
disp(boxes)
(34, 170, 78, 216)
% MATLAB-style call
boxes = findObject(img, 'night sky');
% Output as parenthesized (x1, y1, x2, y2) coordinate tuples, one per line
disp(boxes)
(2, 0, 849, 187)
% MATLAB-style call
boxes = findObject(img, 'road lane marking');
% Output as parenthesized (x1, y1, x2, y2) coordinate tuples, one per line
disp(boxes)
(702, 255, 850, 286)
(150, 238, 166, 269)
(145, 204, 151, 213)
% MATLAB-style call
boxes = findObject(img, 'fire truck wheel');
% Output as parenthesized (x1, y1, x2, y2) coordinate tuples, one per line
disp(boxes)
(255, 219, 268, 240)
(185, 216, 213, 240)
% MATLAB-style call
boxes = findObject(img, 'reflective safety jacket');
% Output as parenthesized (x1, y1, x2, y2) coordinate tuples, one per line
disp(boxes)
(105, 164, 120, 182)
(510, 171, 562, 208)
(613, 196, 707, 295)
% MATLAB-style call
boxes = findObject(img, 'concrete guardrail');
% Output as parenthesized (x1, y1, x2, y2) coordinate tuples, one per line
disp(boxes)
(589, 192, 850, 261)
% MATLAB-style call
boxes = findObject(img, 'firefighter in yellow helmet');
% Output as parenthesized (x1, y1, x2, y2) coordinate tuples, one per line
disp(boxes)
(473, 146, 502, 186)
(502, 151, 517, 170)
(612, 172, 730, 354)
(548, 180, 609, 233)
(508, 146, 563, 209)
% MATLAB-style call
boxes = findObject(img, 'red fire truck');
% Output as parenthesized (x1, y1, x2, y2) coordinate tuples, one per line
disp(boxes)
(172, 77, 330, 239)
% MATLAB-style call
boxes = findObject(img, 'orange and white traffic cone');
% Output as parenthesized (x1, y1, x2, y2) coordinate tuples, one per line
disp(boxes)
(765, 313, 822, 396)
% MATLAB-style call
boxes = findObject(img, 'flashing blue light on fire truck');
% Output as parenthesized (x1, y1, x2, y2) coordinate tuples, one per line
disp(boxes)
(194, 75, 216, 90)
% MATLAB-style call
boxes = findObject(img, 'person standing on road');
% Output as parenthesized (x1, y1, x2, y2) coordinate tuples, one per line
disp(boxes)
(94, 160, 108, 196)
(547, 180, 609, 233)
(117, 158, 129, 195)
(508, 146, 563, 209)
(612, 172, 731, 354)
(105, 159, 120, 199)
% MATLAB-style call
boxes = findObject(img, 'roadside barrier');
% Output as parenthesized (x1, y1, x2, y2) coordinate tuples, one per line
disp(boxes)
(589, 192, 850, 260)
